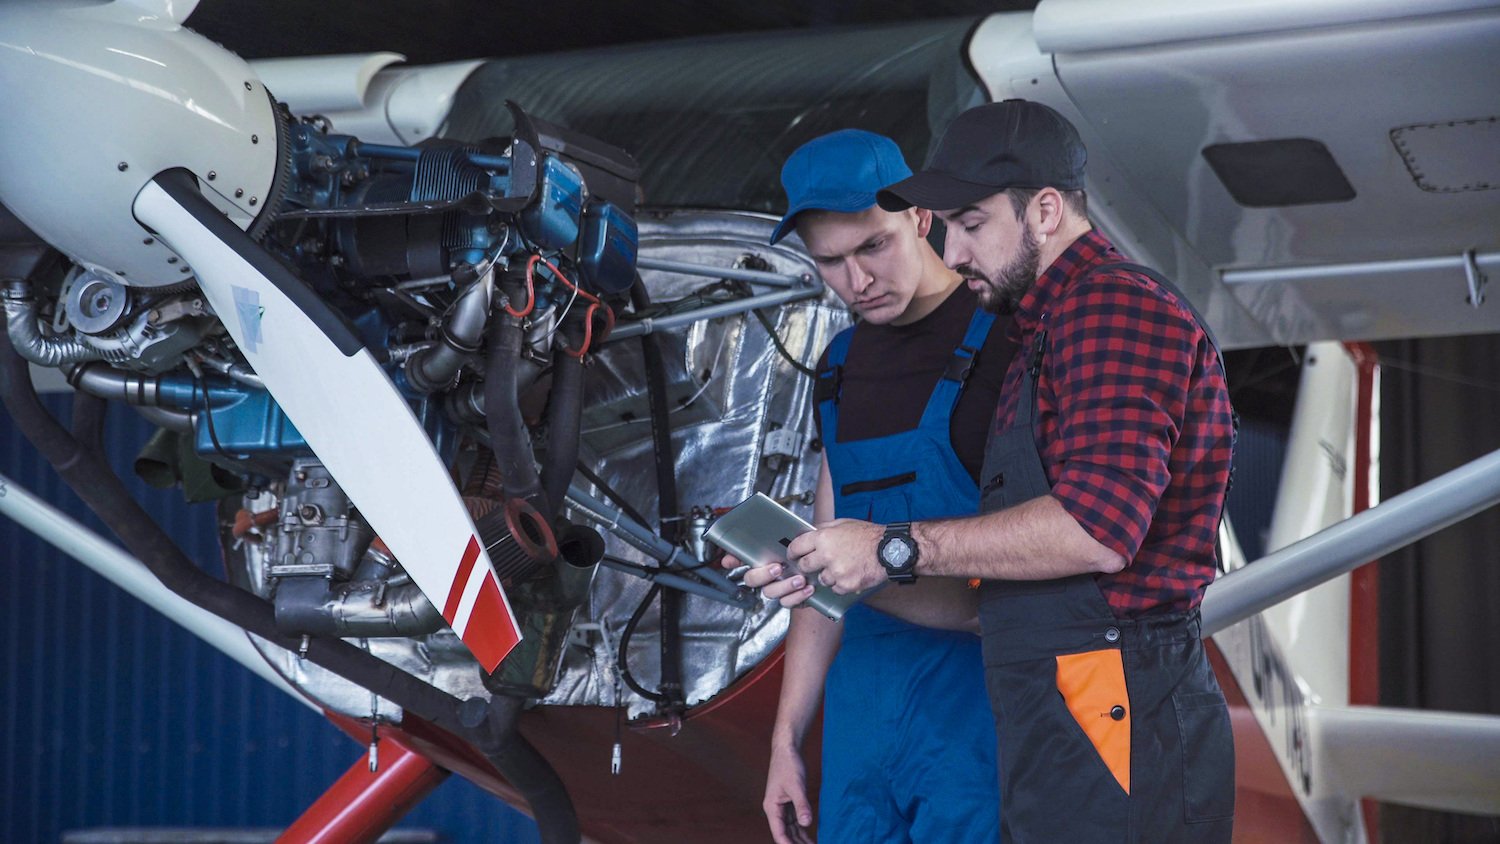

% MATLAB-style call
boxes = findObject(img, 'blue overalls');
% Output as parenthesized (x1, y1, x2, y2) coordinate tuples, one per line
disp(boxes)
(815, 309, 1002, 843)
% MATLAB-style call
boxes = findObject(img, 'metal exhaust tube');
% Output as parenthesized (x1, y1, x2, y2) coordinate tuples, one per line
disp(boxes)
(405, 266, 493, 393)
(273, 576, 446, 638)
(1, 280, 102, 365)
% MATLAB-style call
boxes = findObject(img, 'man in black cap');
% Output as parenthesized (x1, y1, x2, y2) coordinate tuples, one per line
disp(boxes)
(763, 100, 1238, 843)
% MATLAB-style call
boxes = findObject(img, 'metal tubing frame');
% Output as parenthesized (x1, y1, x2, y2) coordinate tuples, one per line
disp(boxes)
(565, 482, 747, 601)
(606, 280, 824, 342)
(1222, 249, 1500, 286)
(635, 256, 809, 288)
(1201, 446, 1500, 637)
(599, 557, 754, 609)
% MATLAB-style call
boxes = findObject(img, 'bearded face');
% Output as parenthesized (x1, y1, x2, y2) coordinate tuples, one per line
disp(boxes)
(960, 220, 1041, 316)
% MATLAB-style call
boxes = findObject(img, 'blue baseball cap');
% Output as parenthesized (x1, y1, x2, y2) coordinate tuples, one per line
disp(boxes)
(770, 129, 913, 244)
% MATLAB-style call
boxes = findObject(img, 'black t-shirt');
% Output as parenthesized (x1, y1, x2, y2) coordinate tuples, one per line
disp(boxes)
(815, 284, 1014, 482)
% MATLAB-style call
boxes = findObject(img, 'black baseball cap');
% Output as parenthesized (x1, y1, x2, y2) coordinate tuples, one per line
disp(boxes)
(877, 99, 1087, 212)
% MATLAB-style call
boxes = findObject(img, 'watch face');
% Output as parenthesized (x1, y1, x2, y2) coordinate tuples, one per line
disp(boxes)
(880, 537, 913, 568)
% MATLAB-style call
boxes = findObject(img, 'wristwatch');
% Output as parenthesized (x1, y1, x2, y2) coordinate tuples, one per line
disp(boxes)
(877, 522, 919, 585)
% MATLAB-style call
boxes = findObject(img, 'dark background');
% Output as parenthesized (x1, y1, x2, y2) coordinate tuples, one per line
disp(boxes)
(185, 0, 1036, 63)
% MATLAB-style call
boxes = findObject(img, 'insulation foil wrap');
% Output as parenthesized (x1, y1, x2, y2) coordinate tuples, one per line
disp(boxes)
(225, 210, 849, 721)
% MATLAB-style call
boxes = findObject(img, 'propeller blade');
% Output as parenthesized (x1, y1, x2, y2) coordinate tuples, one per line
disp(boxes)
(133, 169, 521, 671)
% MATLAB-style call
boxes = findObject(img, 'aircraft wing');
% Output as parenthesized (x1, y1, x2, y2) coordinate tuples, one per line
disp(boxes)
(975, 0, 1500, 348)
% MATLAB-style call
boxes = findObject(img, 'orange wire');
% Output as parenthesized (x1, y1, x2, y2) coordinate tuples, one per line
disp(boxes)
(505, 255, 538, 318)
(537, 256, 594, 302)
(565, 302, 616, 359)
(565, 304, 595, 360)
(533, 255, 614, 358)
(596, 300, 616, 343)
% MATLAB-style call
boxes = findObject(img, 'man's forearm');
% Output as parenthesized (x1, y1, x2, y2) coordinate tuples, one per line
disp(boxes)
(863, 577, 980, 633)
(771, 609, 842, 750)
(914, 495, 1125, 581)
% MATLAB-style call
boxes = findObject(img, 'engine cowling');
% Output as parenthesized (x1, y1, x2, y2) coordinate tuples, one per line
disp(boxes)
(0, 0, 280, 289)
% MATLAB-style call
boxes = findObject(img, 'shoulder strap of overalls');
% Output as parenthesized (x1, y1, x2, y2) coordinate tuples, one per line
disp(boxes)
(918, 307, 997, 430)
(814, 325, 856, 408)
(1090, 262, 1239, 462)
(1094, 262, 1228, 364)
(814, 324, 856, 448)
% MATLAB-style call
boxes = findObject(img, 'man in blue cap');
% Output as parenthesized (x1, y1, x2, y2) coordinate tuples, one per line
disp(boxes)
(731, 129, 1013, 843)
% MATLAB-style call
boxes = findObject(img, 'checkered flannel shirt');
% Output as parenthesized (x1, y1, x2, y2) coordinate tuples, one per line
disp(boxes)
(996, 230, 1234, 615)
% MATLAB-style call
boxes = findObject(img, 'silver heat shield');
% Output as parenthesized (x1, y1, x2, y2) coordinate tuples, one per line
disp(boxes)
(551, 210, 847, 717)
(227, 209, 848, 721)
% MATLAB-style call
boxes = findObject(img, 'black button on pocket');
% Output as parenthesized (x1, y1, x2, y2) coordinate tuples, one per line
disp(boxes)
(1110, 705, 1126, 721)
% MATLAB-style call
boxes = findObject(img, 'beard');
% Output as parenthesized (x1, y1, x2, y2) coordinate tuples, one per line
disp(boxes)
(964, 223, 1040, 316)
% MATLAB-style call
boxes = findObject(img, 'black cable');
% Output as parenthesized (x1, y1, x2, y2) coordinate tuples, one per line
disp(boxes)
(603, 553, 711, 576)
(178, 375, 280, 483)
(630, 280, 683, 546)
(616, 583, 668, 704)
(623, 279, 747, 321)
(575, 461, 651, 532)
(70, 390, 108, 461)
(751, 307, 816, 378)
(602, 554, 655, 575)
(194, 375, 235, 460)
(629, 278, 684, 707)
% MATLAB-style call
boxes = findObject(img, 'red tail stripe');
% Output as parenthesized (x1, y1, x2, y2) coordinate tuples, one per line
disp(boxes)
(442, 536, 482, 623)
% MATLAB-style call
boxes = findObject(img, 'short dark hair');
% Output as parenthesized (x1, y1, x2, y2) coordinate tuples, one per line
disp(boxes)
(1004, 187, 1088, 221)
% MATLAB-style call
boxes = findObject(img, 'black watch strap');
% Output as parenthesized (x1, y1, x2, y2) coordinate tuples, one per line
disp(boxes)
(878, 522, 919, 585)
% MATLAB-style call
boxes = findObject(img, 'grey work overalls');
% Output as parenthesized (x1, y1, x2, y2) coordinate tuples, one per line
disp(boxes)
(976, 263, 1235, 843)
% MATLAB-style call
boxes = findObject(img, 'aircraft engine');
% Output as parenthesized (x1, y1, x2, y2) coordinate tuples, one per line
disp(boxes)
(0, 3, 834, 837)
(1, 0, 646, 761)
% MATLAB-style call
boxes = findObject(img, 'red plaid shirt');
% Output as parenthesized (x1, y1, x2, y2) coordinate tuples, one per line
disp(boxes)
(996, 230, 1234, 616)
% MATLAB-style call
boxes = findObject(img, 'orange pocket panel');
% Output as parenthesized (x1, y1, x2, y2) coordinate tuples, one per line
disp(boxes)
(1055, 649, 1131, 794)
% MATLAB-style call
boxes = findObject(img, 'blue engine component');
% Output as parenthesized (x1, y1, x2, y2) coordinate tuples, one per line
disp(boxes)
(521, 155, 586, 251)
(578, 200, 639, 295)
(190, 383, 452, 464)
(148, 373, 455, 465)
(212, 104, 640, 473)
(191, 385, 307, 456)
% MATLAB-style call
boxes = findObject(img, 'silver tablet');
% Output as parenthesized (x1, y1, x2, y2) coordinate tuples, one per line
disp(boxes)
(705, 493, 868, 621)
